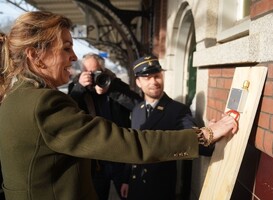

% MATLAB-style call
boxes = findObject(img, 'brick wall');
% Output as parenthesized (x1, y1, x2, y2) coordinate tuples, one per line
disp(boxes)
(207, 64, 273, 199)
(251, 0, 273, 18)
(250, 1, 273, 198)
(207, 64, 273, 157)
(207, 67, 234, 120)
(255, 64, 273, 157)
(250, 0, 273, 160)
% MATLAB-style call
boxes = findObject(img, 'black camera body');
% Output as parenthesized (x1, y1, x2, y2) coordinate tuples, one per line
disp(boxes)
(91, 71, 111, 88)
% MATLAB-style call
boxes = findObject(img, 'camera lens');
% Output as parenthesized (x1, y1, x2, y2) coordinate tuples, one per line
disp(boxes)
(96, 74, 111, 88)
(91, 71, 111, 88)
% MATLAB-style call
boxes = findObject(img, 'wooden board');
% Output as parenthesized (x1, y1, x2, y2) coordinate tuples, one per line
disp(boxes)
(199, 67, 267, 200)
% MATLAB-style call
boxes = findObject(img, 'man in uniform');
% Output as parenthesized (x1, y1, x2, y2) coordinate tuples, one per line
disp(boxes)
(128, 55, 196, 200)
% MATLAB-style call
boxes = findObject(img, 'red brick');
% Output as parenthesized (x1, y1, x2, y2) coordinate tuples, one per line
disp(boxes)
(208, 88, 216, 99)
(224, 78, 233, 89)
(264, 130, 273, 157)
(258, 112, 270, 129)
(207, 98, 216, 108)
(209, 68, 222, 77)
(222, 68, 235, 78)
(268, 65, 273, 78)
(207, 108, 218, 120)
(208, 78, 217, 87)
(207, 88, 214, 98)
(264, 80, 273, 96)
(261, 97, 273, 114)
(206, 107, 212, 120)
(269, 115, 273, 132)
(215, 100, 225, 112)
(213, 88, 229, 101)
(216, 111, 223, 120)
(251, 0, 273, 18)
(255, 127, 265, 152)
(216, 78, 225, 88)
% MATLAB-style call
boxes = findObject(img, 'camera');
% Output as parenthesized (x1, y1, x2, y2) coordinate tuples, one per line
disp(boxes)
(91, 70, 111, 88)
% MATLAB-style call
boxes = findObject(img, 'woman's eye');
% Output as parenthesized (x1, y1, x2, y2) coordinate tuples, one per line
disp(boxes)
(64, 47, 71, 51)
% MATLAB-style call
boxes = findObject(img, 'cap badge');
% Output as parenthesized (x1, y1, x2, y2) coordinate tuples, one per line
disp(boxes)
(144, 56, 151, 60)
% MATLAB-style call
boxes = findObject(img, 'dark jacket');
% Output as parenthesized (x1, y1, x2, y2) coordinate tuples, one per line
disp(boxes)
(128, 93, 196, 200)
(69, 76, 142, 183)
(69, 76, 141, 112)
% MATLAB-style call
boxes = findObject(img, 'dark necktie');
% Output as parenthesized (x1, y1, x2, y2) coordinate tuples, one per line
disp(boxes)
(146, 104, 153, 118)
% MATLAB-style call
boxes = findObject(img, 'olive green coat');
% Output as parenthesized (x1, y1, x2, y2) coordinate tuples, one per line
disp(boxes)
(0, 82, 198, 200)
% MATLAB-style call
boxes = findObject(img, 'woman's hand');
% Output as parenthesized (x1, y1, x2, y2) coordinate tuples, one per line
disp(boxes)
(207, 114, 238, 143)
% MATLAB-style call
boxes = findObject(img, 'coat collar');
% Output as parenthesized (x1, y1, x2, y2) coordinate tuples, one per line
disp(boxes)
(139, 92, 172, 129)
(139, 92, 171, 110)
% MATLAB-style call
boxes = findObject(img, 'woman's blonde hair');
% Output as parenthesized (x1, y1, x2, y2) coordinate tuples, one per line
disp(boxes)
(0, 11, 72, 103)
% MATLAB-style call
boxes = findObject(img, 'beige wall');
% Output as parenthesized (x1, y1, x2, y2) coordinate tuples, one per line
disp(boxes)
(163, 1, 216, 199)
(163, 0, 220, 118)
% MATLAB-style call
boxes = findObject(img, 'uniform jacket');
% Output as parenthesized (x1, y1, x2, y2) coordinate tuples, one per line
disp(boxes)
(0, 81, 199, 200)
(129, 93, 196, 200)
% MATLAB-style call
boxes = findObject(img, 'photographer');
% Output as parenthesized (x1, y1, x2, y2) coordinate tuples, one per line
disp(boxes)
(69, 53, 142, 200)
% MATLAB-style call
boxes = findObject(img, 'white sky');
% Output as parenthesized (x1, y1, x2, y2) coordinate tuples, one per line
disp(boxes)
(0, 1, 98, 59)
(0, 2, 25, 17)
(0, 0, 127, 78)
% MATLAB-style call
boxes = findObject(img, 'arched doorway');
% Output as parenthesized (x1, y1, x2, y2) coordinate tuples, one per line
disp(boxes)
(169, 2, 196, 107)
(169, 2, 196, 199)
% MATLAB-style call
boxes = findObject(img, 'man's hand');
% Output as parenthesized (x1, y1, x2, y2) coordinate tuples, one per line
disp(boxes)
(120, 183, 128, 198)
(78, 71, 93, 87)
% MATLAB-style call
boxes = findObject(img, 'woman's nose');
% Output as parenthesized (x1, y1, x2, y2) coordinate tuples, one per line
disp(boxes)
(71, 50, 78, 61)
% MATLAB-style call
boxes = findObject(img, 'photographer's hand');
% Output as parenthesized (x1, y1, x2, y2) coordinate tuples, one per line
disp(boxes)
(95, 84, 109, 95)
(79, 71, 93, 87)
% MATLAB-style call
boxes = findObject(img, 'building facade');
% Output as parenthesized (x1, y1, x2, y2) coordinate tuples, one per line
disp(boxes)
(153, 0, 273, 199)
(3, 0, 273, 199)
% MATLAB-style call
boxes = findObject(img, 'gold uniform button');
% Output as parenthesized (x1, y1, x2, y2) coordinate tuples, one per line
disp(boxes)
(144, 169, 147, 173)
(132, 175, 136, 179)
(143, 180, 146, 183)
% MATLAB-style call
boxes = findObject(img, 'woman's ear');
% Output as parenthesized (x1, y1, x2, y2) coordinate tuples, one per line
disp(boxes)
(25, 48, 46, 69)
(25, 47, 37, 63)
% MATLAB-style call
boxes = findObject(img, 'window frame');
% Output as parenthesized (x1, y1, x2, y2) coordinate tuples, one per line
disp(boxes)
(217, 0, 251, 43)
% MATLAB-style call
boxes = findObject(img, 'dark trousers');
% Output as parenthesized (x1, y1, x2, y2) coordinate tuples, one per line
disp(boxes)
(0, 191, 4, 200)
(92, 160, 126, 200)
(0, 170, 4, 200)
